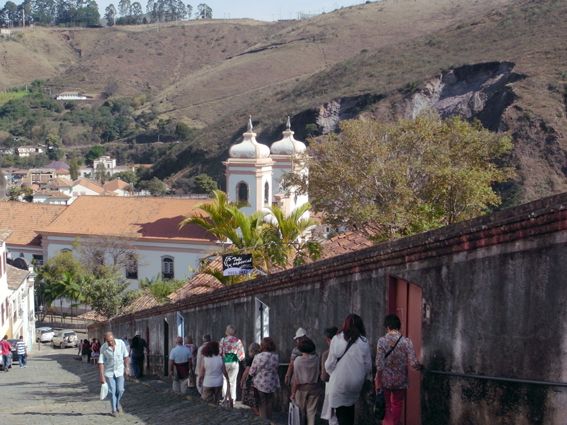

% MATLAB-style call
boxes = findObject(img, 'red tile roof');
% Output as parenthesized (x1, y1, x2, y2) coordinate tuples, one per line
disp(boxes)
(320, 231, 374, 259)
(169, 258, 224, 302)
(0, 201, 67, 246)
(73, 178, 105, 194)
(103, 179, 130, 192)
(40, 196, 215, 242)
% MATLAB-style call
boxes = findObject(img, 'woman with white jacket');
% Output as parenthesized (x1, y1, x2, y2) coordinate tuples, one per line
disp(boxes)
(325, 314, 372, 425)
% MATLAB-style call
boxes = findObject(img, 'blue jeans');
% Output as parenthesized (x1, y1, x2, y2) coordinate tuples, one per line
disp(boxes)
(19, 354, 26, 367)
(105, 375, 125, 413)
(2, 354, 9, 371)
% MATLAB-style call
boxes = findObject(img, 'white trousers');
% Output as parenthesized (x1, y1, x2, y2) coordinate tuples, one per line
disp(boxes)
(222, 362, 239, 399)
(172, 377, 188, 395)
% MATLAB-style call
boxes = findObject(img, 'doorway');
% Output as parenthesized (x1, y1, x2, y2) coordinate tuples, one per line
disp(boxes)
(388, 276, 423, 425)
(163, 319, 169, 377)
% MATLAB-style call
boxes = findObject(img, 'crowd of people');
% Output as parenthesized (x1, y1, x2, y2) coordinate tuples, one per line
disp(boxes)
(164, 313, 421, 425)
(96, 313, 421, 425)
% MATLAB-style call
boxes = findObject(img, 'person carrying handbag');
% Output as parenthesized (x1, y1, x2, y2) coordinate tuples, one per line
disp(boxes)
(374, 314, 422, 425)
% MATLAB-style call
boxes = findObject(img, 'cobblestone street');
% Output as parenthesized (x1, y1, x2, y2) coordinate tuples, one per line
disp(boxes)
(0, 345, 269, 424)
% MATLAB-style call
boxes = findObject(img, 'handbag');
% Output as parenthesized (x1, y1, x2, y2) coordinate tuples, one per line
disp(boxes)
(374, 389, 386, 420)
(100, 382, 109, 400)
(288, 401, 300, 425)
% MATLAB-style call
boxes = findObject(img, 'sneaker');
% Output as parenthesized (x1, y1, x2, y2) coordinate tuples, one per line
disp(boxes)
(111, 411, 118, 417)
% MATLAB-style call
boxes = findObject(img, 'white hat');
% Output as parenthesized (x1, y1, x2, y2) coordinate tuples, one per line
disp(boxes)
(293, 327, 307, 340)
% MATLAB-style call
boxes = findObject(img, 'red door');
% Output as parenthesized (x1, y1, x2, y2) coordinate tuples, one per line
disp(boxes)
(389, 277, 423, 425)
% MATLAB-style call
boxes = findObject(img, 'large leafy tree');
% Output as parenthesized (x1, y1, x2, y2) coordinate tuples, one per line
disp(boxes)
(196, 2, 211, 19)
(302, 113, 514, 241)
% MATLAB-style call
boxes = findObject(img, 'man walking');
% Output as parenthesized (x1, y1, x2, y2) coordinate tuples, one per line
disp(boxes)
(16, 335, 27, 368)
(98, 332, 130, 417)
(375, 314, 422, 425)
(1, 335, 11, 372)
(169, 336, 192, 394)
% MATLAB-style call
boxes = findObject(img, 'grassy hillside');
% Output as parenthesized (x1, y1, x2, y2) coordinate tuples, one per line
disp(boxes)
(0, 0, 565, 201)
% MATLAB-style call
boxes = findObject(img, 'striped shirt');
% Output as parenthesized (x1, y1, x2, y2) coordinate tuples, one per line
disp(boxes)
(16, 340, 26, 355)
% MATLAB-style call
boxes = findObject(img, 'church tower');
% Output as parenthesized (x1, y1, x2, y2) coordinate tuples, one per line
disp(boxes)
(224, 117, 273, 216)
(270, 117, 309, 216)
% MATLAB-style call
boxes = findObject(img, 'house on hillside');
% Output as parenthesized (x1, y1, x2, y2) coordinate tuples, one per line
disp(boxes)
(103, 179, 131, 196)
(56, 91, 89, 101)
(0, 202, 66, 268)
(32, 190, 73, 205)
(37, 196, 219, 288)
(16, 146, 44, 157)
(72, 178, 105, 197)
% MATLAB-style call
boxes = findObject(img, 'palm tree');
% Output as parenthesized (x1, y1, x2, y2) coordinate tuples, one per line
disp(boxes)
(265, 203, 321, 267)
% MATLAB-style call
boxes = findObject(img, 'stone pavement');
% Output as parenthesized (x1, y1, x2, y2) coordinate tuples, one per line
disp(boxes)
(0, 344, 272, 424)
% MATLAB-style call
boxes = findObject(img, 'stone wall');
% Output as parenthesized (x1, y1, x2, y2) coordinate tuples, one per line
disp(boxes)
(90, 193, 567, 425)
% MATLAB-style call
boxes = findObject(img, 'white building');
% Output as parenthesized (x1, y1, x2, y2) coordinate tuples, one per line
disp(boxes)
(38, 196, 218, 288)
(224, 116, 309, 216)
(56, 92, 89, 101)
(72, 178, 105, 197)
(16, 146, 44, 157)
(0, 232, 10, 338)
(6, 264, 35, 350)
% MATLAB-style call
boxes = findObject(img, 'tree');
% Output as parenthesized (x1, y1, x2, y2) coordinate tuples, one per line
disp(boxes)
(82, 274, 130, 319)
(0, 170, 6, 199)
(139, 177, 167, 196)
(130, 1, 143, 22)
(104, 3, 116, 25)
(180, 190, 321, 275)
(45, 132, 61, 160)
(118, 0, 131, 16)
(94, 162, 109, 183)
(303, 114, 514, 241)
(112, 170, 138, 185)
(85, 144, 104, 164)
(139, 277, 185, 301)
(196, 2, 211, 19)
(69, 158, 81, 180)
(32, 0, 57, 25)
(194, 173, 217, 195)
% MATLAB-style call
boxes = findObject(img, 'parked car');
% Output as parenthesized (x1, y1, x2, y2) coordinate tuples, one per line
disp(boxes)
(52, 330, 79, 349)
(36, 327, 54, 343)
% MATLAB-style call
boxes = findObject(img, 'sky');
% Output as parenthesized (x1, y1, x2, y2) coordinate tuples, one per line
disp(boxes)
(102, 0, 364, 22)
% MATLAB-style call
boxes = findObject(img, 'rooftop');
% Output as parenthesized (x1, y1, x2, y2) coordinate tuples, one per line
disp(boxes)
(103, 179, 130, 192)
(7, 264, 29, 290)
(40, 196, 216, 243)
(73, 178, 105, 194)
(0, 202, 66, 246)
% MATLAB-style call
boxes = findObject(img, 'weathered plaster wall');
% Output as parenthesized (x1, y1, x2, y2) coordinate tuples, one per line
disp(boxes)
(91, 194, 567, 424)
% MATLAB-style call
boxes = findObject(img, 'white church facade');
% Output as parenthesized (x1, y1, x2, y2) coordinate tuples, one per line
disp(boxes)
(224, 116, 309, 216)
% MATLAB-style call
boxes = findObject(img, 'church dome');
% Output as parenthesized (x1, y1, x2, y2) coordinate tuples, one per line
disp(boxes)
(229, 116, 271, 159)
(270, 117, 306, 156)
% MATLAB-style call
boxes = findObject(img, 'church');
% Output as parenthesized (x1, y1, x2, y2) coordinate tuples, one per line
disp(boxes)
(224, 116, 309, 216)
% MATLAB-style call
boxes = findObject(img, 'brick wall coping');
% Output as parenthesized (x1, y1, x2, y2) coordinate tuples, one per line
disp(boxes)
(91, 192, 567, 328)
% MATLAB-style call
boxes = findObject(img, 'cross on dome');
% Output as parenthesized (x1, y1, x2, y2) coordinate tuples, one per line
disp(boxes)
(229, 115, 270, 159)
(270, 116, 307, 156)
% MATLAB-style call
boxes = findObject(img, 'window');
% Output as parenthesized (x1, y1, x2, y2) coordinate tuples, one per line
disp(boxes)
(254, 298, 270, 344)
(32, 254, 44, 267)
(264, 182, 270, 205)
(162, 257, 174, 279)
(126, 255, 138, 280)
(93, 251, 104, 266)
(237, 182, 249, 204)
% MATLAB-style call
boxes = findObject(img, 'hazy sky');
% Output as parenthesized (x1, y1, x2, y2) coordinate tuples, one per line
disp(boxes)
(98, 0, 365, 21)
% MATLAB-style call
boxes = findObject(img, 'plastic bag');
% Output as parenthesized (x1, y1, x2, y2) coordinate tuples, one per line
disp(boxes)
(100, 382, 109, 400)
(288, 401, 300, 425)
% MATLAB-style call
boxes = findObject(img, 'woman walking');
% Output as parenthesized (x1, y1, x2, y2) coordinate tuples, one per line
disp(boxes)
(219, 325, 245, 399)
(325, 314, 372, 425)
(291, 338, 321, 425)
(199, 341, 232, 405)
(240, 342, 261, 415)
(249, 337, 280, 421)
